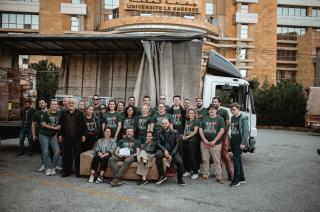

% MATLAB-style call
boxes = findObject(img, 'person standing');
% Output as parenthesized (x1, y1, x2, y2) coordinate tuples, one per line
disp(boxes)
(78, 101, 86, 114)
(182, 109, 199, 179)
(109, 127, 140, 187)
(143, 95, 156, 116)
(183, 98, 191, 119)
(103, 100, 122, 141)
(195, 97, 208, 119)
(155, 95, 171, 113)
(121, 105, 138, 139)
(229, 103, 249, 187)
(59, 98, 86, 177)
(212, 97, 233, 181)
(150, 103, 173, 138)
(17, 100, 35, 157)
(39, 100, 61, 176)
(127, 96, 141, 115)
(88, 127, 117, 184)
(155, 118, 185, 186)
(92, 95, 101, 113)
(199, 104, 225, 184)
(83, 105, 101, 152)
(169, 95, 185, 136)
(32, 99, 47, 171)
(137, 105, 151, 145)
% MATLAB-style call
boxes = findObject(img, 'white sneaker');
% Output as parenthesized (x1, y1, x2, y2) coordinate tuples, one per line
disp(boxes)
(51, 168, 56, 175)
(183, 172, 191, 177)
(88, 175, 94, 183)
(191, 174, 199, 179)
(56, 166, 63, 171)
(45, 169, 52, 176)
(38, 164, 45, 172)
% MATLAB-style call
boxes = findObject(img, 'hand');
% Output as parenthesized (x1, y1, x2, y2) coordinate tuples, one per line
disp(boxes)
(209, 141, 216, 146)
(203, 140, 210, 145)
(58, 136, 63, 143)
(182, 135, 187, 141)
(33, 136, 38, 141)
(81, 136, 86, 142)
(164, 150, 169, 158)
(240, 144, 246, 150)
(167, 154, 172, 162)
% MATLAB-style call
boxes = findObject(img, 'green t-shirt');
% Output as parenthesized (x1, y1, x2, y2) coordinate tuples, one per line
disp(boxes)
(196, 107, 208, 120)
(201, 116, 225, 144)
(137, 115, 151, 136)
(171, 107, 185, 134)
(118, 138, 140, 155)
(230, 116, 241, 144)
(39, 111, 61, 137)
(32, 110, 45, 136)
(103, 112, 122, 136)
(151, 112, 173, 133)
(217, 108, 229, 123)
(184, 119, 199, 142)
(122, 116, 138, 133)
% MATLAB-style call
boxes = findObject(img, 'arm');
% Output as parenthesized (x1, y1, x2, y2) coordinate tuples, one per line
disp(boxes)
(241, 118, 250, 148)
(170, 131, 180, 156)
(149, 123, 154, 132)
(199, 128, 209, 145)
(114, 147, 120, 157)
(209, 128, 225, 146)
(114, 122, 122, 140)
(41, 122, 61, 130)
(185, 126, 198, 139)
(156, 133, 166, 152)
(32, 122, 37, 140)
(130, 148, 140, 158)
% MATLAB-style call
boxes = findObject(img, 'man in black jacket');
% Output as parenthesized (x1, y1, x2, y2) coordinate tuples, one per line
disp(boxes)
(17, 100, 35, 157)
(155, 118, 185, 186)
(58, 98, 86, 177)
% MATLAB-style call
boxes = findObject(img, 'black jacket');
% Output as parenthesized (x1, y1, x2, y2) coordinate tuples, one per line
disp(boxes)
(21, 108, 35, 128)
(59, 109, 86, 138)
(156, 128, 180, 156)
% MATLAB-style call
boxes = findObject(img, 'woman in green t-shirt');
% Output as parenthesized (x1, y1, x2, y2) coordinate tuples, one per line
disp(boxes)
(103, 100, 122, 141)
(39, 99, 61, 176)
(121, 105, 138, 139)
(182, 108, 199, 179)
(137, 105, 151, 145)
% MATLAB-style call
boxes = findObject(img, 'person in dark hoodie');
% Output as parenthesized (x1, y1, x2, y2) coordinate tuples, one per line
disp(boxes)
(229, 103, 249, 187)
(155, 118, 185, 186)
(58, 98, 86, 178)
(83, 105, 101, 152)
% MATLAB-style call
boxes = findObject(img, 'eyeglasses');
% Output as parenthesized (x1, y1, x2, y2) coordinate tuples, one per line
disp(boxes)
(160, 98, 166, 100)
(93, 98, 99, 100)
(100, 107, 106, 109)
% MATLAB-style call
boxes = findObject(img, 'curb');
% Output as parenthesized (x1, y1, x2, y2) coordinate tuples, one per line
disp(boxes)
(257, 125, 320, 133)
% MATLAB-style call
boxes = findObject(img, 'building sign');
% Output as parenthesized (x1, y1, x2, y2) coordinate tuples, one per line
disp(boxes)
(125, 0, 200, 13)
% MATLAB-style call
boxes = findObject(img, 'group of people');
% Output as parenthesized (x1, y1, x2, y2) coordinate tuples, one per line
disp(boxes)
(17, 94, 250, 188)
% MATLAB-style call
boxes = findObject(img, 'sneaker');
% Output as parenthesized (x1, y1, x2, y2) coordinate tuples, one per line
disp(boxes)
(216, 179, 224, 184)
(178, 180, 186, 186)
(88, 175, 95, 183)
(111, 178, 119, 187)
(230, 181, 240, 187)
(201, 175, 209, 179)
(51, 168, 56, 175)
(95, 176, 104, 184)
(191, 174, 199, 179)
(38, 164, 45, 172)
(137, 180, 149, 186)
(45, 169, 52, 176)
(239, 178, 246, 184)
(182, 172, 191, 177)
(56, 166, 63, 171)
(156, 176, 167, 185)
(228, 175, 234, 182)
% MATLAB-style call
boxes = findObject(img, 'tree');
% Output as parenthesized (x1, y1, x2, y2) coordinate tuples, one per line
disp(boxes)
(30, 60, 59, 105)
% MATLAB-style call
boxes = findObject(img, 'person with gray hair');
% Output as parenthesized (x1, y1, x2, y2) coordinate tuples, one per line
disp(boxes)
(58, 97, 86, 177)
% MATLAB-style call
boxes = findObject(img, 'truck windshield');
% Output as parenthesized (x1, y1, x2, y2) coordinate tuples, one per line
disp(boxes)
(215, 85, 246, 111)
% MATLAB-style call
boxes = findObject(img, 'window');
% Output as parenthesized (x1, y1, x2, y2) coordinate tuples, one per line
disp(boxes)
(290, 72, 296, 82)
(71, 15, 79, 31)
(1, 13, 39, 30)
(72, 0, 81, 3)
(240, 4, 248, 13)
(278, 6, 307, 16)
(240, 24, 248, 39)
(277, 71, 285, 81)
(239, 49, 247, 60)
(312, 8, 320, 17)
(277, 50, 296, 61)
(206, 3, 214, 15)
(277, 26, 307, 40)
(105, 0, 119, 10)
(289, 8, 295, 16)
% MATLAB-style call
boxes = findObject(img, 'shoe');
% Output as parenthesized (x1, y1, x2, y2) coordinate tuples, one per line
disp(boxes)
(182, 172, 191, 177)
(45, 169, 52, 176)
(216, 179, 224, 184)
(61, 173, 71, 178)
(111, 178, 118, 187)
(317, 149, 320, 156)
(16, 153, 24, 157)
(88, 175, 94, 183)
(201, 175, 209, 179)
(228, 175, 234, 182)
(178, 180, 186, 186)
(38, 164, 45, 172)
(56, 166, 63, 171)
(137, 179, 149, 186)
(76, 173, 81, 178)
(51, 168, 56, 175)
(117, 179, 125, 186)
(230, 181, 240, 187)
(239, 178, 246, 184)
(191, 174, 199, 179)
(156, 176, 167, 185)
(95, 176, 104, 184)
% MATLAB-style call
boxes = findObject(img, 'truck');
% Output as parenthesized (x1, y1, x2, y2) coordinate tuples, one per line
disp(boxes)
(305, 87, 320, 129)
(203, 51, 257, 152)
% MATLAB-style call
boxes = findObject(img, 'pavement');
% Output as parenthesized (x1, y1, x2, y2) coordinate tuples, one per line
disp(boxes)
(0, 129, 319, 212)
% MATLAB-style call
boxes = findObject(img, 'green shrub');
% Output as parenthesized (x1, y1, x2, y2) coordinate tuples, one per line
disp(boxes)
(250, 80, 306, 127)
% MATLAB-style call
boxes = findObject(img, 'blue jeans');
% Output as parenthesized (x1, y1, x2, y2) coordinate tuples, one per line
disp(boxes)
(19, 127, 32, 153)
(39, 134, 60, 169)
(231, 142, 244, 182)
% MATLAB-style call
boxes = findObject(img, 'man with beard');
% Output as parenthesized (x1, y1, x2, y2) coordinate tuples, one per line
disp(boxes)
(195, 97, 208, 120)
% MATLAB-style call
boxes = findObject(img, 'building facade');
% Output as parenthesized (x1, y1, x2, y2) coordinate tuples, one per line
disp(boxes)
(0, 0, 319, 90)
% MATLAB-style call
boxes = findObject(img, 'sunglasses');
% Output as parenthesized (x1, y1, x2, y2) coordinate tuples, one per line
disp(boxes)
(100, 107, 106, 109)
(93, 98, 99, 100)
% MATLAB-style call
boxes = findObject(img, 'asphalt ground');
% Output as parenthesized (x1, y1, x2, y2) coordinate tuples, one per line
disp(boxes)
(0, 129, 319, 212)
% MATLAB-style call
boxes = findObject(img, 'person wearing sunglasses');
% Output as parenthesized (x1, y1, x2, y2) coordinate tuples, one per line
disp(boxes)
(92, 95, 100, 112)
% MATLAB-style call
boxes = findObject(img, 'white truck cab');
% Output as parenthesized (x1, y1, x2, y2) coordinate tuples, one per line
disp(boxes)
(203, 51, 257, 152)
